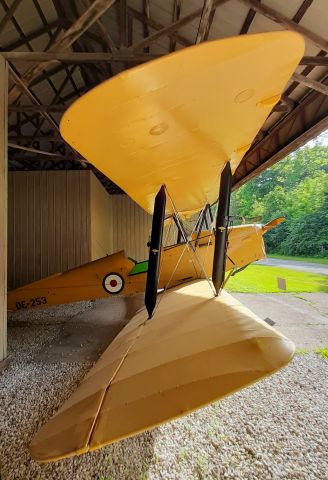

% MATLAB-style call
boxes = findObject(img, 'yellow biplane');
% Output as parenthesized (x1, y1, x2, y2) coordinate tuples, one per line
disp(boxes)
(29, 31, 304, 462)
(8, 217, 283, 311)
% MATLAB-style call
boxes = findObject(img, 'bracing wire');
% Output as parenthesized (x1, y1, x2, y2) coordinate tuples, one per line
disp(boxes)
(165, 189, 216, 295)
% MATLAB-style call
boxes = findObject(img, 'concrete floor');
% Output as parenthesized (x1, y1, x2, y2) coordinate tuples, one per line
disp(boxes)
(33, 294, 144, 364)
(12, 290, 328, 367)
(256, 258, 328, 276)
(233, 292, 328, 349)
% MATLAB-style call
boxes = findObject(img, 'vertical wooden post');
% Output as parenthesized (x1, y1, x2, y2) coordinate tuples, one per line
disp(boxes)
(0, 55, 7, 362)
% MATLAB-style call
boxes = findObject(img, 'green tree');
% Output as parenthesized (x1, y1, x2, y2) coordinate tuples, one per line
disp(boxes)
(232, 137, 328, 257)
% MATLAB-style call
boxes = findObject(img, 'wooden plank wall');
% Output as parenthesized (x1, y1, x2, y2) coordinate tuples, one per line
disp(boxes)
(109, 195, 152, 262)
(0, 56, 7, 361)
(8, 171, 91, 289)
(90, 172, 152, 262)
(90, 172, 111, 259)
(8, 170, 154, 289)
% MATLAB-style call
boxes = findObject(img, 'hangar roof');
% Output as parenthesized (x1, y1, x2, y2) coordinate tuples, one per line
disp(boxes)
(1, 0, 328, 193)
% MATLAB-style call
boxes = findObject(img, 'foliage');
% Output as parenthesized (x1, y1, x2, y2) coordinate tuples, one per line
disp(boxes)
(232, 136, 328, 256)
(315, 347, 328, 359)
(225, 265, 328, 293)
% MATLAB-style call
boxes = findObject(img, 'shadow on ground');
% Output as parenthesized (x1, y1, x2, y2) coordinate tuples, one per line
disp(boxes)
(1, 295, 156, 480)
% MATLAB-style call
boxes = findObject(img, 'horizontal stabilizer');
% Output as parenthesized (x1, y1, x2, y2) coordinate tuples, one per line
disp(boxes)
(262, 217, 285, 233)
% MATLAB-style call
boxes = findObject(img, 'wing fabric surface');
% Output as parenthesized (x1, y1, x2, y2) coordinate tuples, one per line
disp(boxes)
(30, 280, 294, 462)
(60, 31, 304, 215)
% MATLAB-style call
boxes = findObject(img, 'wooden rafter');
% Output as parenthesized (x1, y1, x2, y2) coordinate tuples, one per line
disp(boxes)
(300, 56, 328, 66)
(119, 0, 127, 47)
(239, 0, 260, 34)
(8, 143, 63, 157)
(8, 0, 118, 103)
(2, 0, 327, 190)
(127, 13, 133, 47)
(129, 0, 229, 52)
(3, 51, 160, 62)
(55, 0, 112, 85)
(292, 73, 328, 96)
(170, 0, 182, 51)
(142, 0, 150, 53)
(0, 0, 22, 34)
(32, 0, 80, 98)
(237, 0, 328, 51)
(80, 0, 117, 52)
(26, 64, 78, 147)
(285, 51, 327, 98)
(204, 10, 216, 42)
(1, 20, 62, 51)
(8, 134, 61, 140)
(293, 0, 313, 24)
(0, 0, 63, 99)
(196, 0, 214, 44)
(9, 66, 60, 132)
(128, 6, 192, 48)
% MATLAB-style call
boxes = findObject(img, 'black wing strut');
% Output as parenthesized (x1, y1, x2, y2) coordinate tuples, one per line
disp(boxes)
(145, 185, 166, 319)
(212, 162, 232, 294)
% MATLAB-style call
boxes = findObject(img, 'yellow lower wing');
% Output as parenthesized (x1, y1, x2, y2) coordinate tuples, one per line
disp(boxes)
(30, 279, 294, 462)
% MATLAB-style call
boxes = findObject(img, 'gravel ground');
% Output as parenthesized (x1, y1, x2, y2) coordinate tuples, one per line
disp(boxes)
(1, 303, 327, 480)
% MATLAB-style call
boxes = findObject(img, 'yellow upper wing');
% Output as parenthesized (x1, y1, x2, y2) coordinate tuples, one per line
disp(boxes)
(60, 32, 304, 214)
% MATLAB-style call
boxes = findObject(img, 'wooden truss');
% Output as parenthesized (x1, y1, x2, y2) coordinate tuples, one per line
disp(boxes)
(0, 0, 327, 193)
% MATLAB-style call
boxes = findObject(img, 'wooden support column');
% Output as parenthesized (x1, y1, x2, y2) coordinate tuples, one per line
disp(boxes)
(0, 55, 7, 362)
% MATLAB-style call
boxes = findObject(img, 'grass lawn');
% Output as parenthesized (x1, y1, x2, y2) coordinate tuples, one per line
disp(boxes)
(225, 264, 328, 293)
(268, 254, 328, 264)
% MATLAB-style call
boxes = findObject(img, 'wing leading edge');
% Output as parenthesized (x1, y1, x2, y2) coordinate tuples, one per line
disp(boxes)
(60, 32, 304, 215)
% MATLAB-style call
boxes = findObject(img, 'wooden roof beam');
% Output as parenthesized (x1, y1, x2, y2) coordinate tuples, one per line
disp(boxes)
(9, 134, 61, 141)
(8, 143, 64, 157)
(300, 55, 328, 66)
(8, 66, 88, 166)
(170, 0, 183, 51)
(142, 0, 150, 53)
(239, 0, 260, 34)
(3, 51, 160, 62)
(293, 0, 313, 24)
(196, 0, 214, 44)
(9, 67, 60, 132)
(280, 94, 296, 108)
(8, 0, 118, 104)
(119, 0, 127, 47)
(9, 105, 66, 112)
(128, 6, 192, 48)
(292, 72, 328, 96)
(0, 0, 23, 34)
(237, 0, 328, 51)
(0, 20, 62, 51)
(81, 0, 117, 51)
(129, 0, 229, 52)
